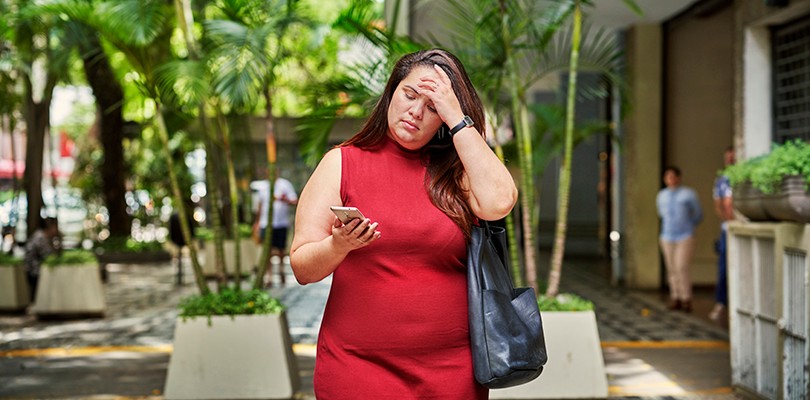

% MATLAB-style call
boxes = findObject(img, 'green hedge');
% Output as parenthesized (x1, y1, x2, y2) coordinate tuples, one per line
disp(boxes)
(538, 293, 595, 311)
(0, 252, 23, 267)
(179, 288, 285, 322)
(43, 249, 98, 267)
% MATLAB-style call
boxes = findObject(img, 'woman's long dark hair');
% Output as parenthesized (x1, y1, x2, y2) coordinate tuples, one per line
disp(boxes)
(342, 49, 485, 237)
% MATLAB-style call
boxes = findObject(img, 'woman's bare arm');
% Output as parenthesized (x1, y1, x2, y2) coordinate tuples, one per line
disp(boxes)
(289, 148, 381, 284)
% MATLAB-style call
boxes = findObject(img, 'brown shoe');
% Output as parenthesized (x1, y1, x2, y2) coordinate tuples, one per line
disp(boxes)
(667, 299, 681, 310)
(681, 299, 692, 313)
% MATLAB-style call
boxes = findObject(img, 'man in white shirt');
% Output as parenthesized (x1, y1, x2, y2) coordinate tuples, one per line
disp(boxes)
(252, 170, 298, 287)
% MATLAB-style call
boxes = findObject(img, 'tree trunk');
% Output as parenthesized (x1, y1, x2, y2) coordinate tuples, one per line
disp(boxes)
(22, 98, 48, 241)
(79, 28, 130, 238)
(547, 3, 583, 298)
(254, 86, 277, 290)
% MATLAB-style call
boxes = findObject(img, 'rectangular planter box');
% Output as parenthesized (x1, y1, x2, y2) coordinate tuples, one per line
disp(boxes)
(32, 263, 106, 318)
(164, 313, 300, 399)
(490, 310, 608, 399)
(201, 240, 259, 278)
(0, 265, 30, 311)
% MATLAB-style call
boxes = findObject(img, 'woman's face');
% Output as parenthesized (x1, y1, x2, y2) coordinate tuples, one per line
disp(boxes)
(386, 66, 445, 150)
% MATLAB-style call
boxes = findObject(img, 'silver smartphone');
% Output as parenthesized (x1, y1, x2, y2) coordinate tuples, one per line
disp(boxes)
(330, 206, 366, 224)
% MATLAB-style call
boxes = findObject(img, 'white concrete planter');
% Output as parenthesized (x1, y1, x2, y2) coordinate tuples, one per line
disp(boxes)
(32, 263, 106, 318)
(201, 240, 259, 277)
(490, 310, 608, 399)
(0, 265, 29, 311)
(164, 313, 300, 399)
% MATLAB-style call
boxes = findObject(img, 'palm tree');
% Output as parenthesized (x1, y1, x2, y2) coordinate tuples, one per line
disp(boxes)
(200, 0, 314, 289)
(8, 2, 69, 240)
(64, 21, 130, 239)
(0, 1, 23, 206)
(545, 0, 640, 297)
(434, 0, 637, 296)
(38, 0, 211, 294)
(432, 0, 572, 291)
(295, 0, 423, 169)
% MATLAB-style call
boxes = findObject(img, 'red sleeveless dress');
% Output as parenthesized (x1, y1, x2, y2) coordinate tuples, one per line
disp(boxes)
(313, 137, 487, 399)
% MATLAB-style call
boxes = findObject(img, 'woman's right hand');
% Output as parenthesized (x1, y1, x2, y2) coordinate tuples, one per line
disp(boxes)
(331, 217, 381, 252)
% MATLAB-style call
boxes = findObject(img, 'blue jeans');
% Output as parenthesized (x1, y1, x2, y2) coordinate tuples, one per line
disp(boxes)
(715, 228, 727, 305)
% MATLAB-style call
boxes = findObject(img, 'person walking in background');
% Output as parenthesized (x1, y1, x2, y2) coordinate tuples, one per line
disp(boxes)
(289, 49, 517, 398)
(252, 169, 298, 287)
(710, 147, 735, 321)
(24, 217, 61, 303)
(657, 166, 703, 312)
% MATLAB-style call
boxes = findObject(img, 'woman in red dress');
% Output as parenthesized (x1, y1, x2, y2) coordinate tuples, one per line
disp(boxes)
(290, 49, 518, 399)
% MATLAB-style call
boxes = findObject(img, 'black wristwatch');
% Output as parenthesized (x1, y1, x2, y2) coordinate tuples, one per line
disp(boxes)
(449, 115, 474, 136)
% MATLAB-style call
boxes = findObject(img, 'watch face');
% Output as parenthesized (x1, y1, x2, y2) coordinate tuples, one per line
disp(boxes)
(463, 115, 473, 126)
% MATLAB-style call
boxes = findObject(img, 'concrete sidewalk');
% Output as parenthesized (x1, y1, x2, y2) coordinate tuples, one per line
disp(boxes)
(0, 256, 736, 399)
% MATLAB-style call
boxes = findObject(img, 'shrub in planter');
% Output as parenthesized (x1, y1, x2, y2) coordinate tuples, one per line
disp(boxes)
(164, 218, 296, 398)
(43, 249, 98, 266)
(748, 140, 810, 194)
(94, 237, 171, 264)
(0, 252, 29, 311)
(491, 292, 605, 399)
(178, 287, 285, 322)
(34, 249, 105, 318)
(0, 251, 23, 266)
(724, 140, 810, 222)
(723, 155, 771, 221)
(165, 289, 299, 399)
(537, 292, 595, 311)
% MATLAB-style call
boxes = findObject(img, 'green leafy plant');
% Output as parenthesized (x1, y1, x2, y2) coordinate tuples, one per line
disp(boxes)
(722, 155, 763, 188)
(0, 252, 23, 267)
(727, 140, 810, 193)
(178, 288, 285, 323)
(537, 293, 595, 312)
(95, 237, 166, 253)
(43, 249, 98, 267)
(195, 224, 253, 242)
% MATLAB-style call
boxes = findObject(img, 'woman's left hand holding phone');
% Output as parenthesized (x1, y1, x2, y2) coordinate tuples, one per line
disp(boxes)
(331, 216, 381, 251)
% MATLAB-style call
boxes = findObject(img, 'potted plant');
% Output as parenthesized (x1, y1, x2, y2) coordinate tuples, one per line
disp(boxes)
(0, 252, 29, 312)
(163, 288, 300, 399)
(491, 293, 608, 399)
(725, 140, 810, 223)
(724, 154, 770, 221)
(750, 140, 810, 223)
(94, 237, 172, 282)
(94, 237, 172, 264)
(32, 249, 106, 318)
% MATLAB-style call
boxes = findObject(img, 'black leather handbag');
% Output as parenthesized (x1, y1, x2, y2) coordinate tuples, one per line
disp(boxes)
(467, 221, 547, 388)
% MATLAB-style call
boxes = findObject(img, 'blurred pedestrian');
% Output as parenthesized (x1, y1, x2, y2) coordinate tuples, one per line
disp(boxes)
(657, 166, 703, 312)
(252, 169, 298, 287)
(710, 147, 735, 321)
(24, 217, 61, 303)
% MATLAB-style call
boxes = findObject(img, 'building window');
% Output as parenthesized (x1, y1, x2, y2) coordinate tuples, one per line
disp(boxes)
(773, 15, 810, 143)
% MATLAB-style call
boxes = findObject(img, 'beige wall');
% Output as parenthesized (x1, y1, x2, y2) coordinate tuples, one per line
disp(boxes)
(623, 24, 663, 289)
(663, 4, 735, 285)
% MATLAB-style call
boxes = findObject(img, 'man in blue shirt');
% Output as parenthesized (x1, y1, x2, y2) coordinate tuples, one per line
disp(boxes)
(710, 147, 735, 321)
(657, 166, 703, 312)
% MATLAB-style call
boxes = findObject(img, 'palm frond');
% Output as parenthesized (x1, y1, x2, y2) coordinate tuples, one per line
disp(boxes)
(295, 103, 342, 167)
(154, 59, 210, 109)
(94, 0, 172, 47)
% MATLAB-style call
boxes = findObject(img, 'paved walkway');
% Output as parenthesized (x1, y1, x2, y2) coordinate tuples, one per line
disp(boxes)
(0, 255, 738, 399)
